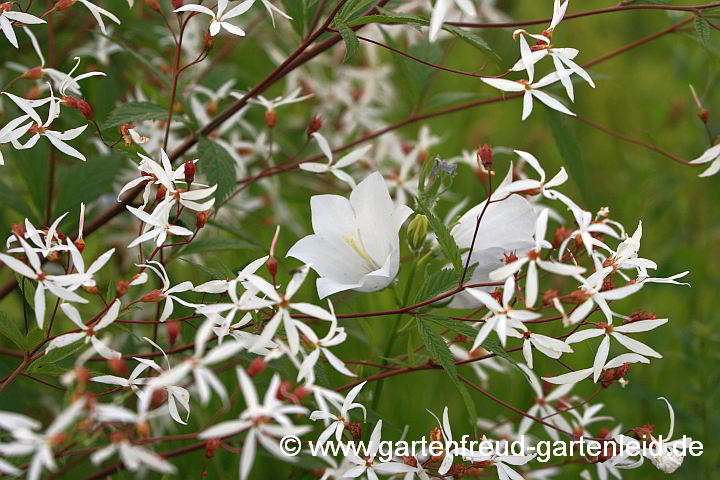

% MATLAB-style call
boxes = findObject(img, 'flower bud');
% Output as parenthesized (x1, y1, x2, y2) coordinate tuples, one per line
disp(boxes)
(552, 227, 571, 249)
(11, 223, 24, 239)
(196, 209, 211, 230)
(167, 321, 181, 346)
(406, 214, 428, 251)
(293, 386, 309, 401)
(478, 143, 492, 169)
(172, 0, 184, 9)
(145, 0, 161, 10)
(136, 421, 151, 438)
(184, 161, 196, 184)
(140, 289, 165, 303)
(347, 422, 362, 441)
(265, 110, 277, 129)
(307, 115, 322, 135)
(266, 256, 278, 280)
(151, 388, 168, 407)
(203, 32, 214, 51)
(276, 380, 292, 401)
(108, 358, 128, 376)
(74, 238, 86, 253)
(23, 66, 44, 80)
(55, 0, 76, 10)
(75, 366, 91, 386)
(155, 185, 167, 203)
(205, 438, 220, 458)
(82, 285, 98, 295)
(247, 358, 267, 377)
(116, 280, 129, 297)
(698, 107, 709, 124)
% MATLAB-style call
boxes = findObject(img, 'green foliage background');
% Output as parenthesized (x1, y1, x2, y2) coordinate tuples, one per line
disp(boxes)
(0, 0, 719, 478)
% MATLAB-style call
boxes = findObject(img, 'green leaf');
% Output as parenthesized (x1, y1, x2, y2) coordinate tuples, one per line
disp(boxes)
(0, 312, 26, 350)
(416, 317, 478, 425)
(174, 237, 259, 257)
(28, 343, 84, 374)
(16, 274, 36, 314)
(338, 25, 359, 63)
(280, 0, 307, 37)
(546, 108, 587, 203)
(53, 155, 127, 217)
(442, 24, 502, 64)
(414, 268, 456, 306)
(415, 200, 463, 275)
(101, 102, 169, 130)
(0, 183, 36, 221)
(695, 16, 711, 45)
(197, 136, 237, 206)
(177, 258, 231, 280)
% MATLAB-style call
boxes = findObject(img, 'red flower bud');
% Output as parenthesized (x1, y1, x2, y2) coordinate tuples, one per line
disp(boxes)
(248, 358, 267, 377)
(307, 115, 322, 135)
(55, 0, 76, 11)
(172, 0, 184, 9)
(74, 239, 86, 253)
(196, 210, 211, 230)
(116, 280, 129, 297)
(23, 66, 44, 80)
(108, 358, 128, 376)
(478, 144, 492, 169)
(266, 256, 278, 281)
(167, 321, 182, 346)
(265, 110, 277, 129)
(184, 161, 196, 184)
(146, 0, 161, 11)
(11, 223, 24, 239)
(205, 438, 220, 458)
(276, 380, 292, 401)
(140, 289, 165, 303)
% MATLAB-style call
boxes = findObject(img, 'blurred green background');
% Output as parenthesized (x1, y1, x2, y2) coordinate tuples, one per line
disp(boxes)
(0, 0, 718, 478)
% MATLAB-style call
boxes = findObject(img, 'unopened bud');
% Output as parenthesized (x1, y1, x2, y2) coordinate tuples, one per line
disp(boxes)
(247, 358, 267, 377)
(155, 185, 167, 203)
(55, 0, 76, 10)
(293, 386, 309, 401)
(203, 32, 214, 50)
(698, 108, 709, 124)
(266, 256, 278, 280)
(151, 388, 168, 407)
(75, 366, 91, 386)
(553, 227, 571, 249)
(406, 214, 428, 251)
(63, 96, 94, 120)
(478, 144, 492, 169)
(145, 0, 160, 10)
(140, 288, 165, 303)
(196, 210, 211, 230)
(265, 110, 277, 129)
(116, 280, 129, 297)
(172, 0, 184, 9)
(167, 321, 182, 346)
(23, 66, 44, 80)
(205, 438, 220, 458)
(136, 421, 151, 438)
(82, 285, 98, 295)
(108, 358, 128, 376)
(11, 223, 24, 238)
(347, 422, 362, 441)
(184, 161, 196, 184)
(307, 115, 322, 135)
(276, 380, 292, 401)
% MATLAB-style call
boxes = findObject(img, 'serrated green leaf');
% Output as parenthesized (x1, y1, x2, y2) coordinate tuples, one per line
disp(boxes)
(101, 102, 169, 130)
(0, 183, 35, 221)
(0, 312, 26, 351)
(415, 200, 463, 275)
(197, 136, 237, 206)
(546, 108, 587, 204)
(416, 317, 477, 425)
(414, 268, 456, 306)
(695, 16, 711, 45)
(53, 155, 127, 217)
(28, 343, 84, 374)
(338, 25, 359, 63)
(442, 24, 502, 64)
(175, 237, 259, 257)
(280, 0, 307, 37)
